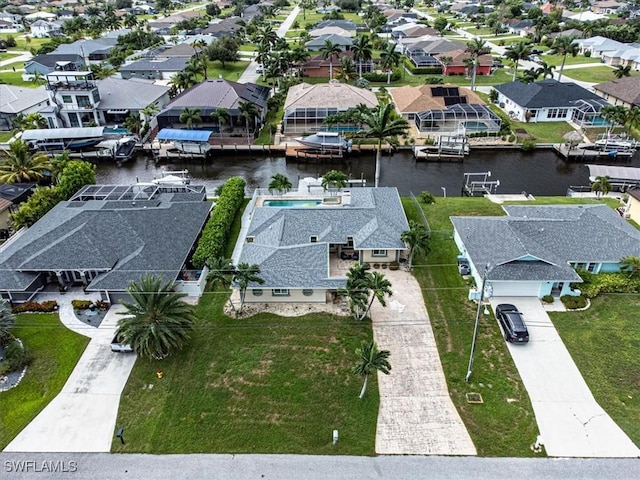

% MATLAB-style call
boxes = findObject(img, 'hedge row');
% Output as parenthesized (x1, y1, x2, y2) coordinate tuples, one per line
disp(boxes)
(192, 177, 246, 269)
(404, 59, 442, 75)
(13, 300, 58, 313)
(362, 70, 401, 82)
(574, 270, 640, 298)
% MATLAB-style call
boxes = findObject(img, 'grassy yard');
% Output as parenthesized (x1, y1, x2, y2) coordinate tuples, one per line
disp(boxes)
(562, 65, 640, 84)
(0, 71, 35, 87)
(0, 52, 19, 62)
(542, 55, 602, 67)
(403, 197, 540, 456)
(0, 34, 48, 51)
(550, 295, 640, 447)
(510, 121, 577, 144)
(0, 314, 89, 450)
(205, 61, 249, 81)
(0, 131, 14, 142)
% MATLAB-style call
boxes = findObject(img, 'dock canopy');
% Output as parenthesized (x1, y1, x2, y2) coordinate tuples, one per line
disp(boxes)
(156, 129, 212, 143)
(22, 127, 105, 141)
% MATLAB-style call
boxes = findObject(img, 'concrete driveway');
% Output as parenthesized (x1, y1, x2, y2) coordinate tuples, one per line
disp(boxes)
(370, 270, 476, 455)
(490, 297, 640, 457)
(4, 306, 136, 453)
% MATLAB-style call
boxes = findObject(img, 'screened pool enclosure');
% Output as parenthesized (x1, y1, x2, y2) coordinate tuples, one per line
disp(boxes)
(571, 98, 610, 128)
(415, 104, 502, 133)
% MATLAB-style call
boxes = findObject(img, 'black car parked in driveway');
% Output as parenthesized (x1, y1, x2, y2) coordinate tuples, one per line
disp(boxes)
(495, 304, 529, 343)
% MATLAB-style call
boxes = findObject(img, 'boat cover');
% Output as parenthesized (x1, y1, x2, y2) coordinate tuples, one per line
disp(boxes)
(156, 129, 212, 142)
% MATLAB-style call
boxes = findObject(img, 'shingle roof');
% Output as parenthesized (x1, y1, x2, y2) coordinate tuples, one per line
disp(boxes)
(239, 188, 408, 288)
(120, 57, 190, 72)
(165, 78, 270, 110)
(95, 77, 168, 110)
(594, 77, 640, 106)
(284, 82, 377, 110)
(26, 54, 83, 68)
(451, 205, 640, 282)
(0, 188, 212, 292)
(493, 79, 604, 109)
(0, 84, 48, 114)
(306, 33, 353, 48)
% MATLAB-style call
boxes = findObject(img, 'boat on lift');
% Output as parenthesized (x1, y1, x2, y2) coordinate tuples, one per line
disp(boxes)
(151, 169, 191, 186)
(296, 132, 352, 152)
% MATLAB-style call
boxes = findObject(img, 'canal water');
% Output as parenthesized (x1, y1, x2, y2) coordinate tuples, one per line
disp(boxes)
(95, 149, 640, 197)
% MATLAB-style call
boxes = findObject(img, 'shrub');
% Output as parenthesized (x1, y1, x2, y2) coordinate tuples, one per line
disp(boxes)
(4, 340, 32, 372)
(425, 76, 444, 84)
(192, 177, 246, 268)
(541, 295, 554, 304)
(404, 59, 443, 75)
(584, 50, 591, 57)
(574, 270, 640, 298)
(419, 191, 436, 204)
(362, 70, 401, 82)
(521, 139, 536, 151)
(12, 300, 58, 313)
(508, 134, 516, 142)
(71, 300, 93, 310)
(96, 300, 110, 310)
(560, 295, 587, 309)
(389, 261, 399, 271)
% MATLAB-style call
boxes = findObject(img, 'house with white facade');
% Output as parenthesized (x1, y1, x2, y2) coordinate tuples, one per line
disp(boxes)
(30, 19, 63, 38)
(452, 205, 640, 298)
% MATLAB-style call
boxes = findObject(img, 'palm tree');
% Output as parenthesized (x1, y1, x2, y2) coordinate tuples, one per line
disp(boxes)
(207, 257, 237, 311)
(380, 43, 401, 84)
(179, 107, 202, 129)
(0, 299, 16, 340)
(505, 40, 532, 81)
(614, 64, 632, 79)
(363, 271, 393, 317)
(353, 340, 391, 399)
(141, 103, 160, 126)
(21, 112, 47, 130)
(536, 61, 556, 79)
(359, 104, 410, 188)
(352, 35, 373, 78)
(465, 38, 491, 91)
(210, 108, 230, 141)
(238, 101, 259, 145)
(321, 170, 348, 191)
(233, 263, 264, 315)
(320, 39, 342, 79)
(624, 106, 640, 134)
(591, 175, 611, 197)
(123, 114, 143, 136)
(0, 139, 52, 183)
(400, 221, 431, 270)
(550, 36, 579, 82)
(117, 274, 197, 359)
(339, 262, 371, 321)
(620, 255, 640, 278)
(601, 105, 627, 136)
(336, 56, 357, 82)
(268, 173, 292, 195)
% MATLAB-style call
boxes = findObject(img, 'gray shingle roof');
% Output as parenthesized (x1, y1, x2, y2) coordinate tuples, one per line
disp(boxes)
(0, 189, 212, 292)
(494, 79, 604, 109)
(165, 78, 270, 111)
(120, 57, 190, 72)
(239, 188, 408, 289)
(95, 77, 168, 110)
(451, 205, 640, 282)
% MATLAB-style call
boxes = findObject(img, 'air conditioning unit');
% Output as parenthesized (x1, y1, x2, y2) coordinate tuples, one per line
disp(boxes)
(623, 213, 631, 219)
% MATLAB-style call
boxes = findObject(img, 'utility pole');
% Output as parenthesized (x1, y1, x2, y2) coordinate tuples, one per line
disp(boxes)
(465, 263, 489, 383)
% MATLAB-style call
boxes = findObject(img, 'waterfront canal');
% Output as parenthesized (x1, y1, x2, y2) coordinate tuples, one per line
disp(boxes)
(95, 149, 640, 197)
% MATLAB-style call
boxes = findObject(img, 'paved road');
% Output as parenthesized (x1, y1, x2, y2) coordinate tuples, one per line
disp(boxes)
(1, 452, 639, 480)
(371, 270, 476, 455)
(3, 305, 136, 453)
(490, 297, 640, 458)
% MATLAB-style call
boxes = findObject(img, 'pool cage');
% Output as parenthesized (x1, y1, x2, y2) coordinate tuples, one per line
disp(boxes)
(283, 107, 362, 134)
(415, 104, 502, 133)
(571, 98, 610, 128)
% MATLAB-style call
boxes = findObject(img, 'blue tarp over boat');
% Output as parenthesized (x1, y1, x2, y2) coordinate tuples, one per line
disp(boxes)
(156, 129, 212, 142)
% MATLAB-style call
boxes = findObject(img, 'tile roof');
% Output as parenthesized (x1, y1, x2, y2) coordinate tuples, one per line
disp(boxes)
(284, 82, 378, 110)
(451, 205, 640, 282)
(438, 49, 493, 67)
(594, 77, 640, 106)
(390, 84, 485, 114)
(239, 188, 408, 288)
(493, 79, 604, 109)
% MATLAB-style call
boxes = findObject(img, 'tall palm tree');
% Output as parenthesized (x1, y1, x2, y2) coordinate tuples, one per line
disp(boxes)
(233, 263, 264, 315)
(117, 274, 197, 359)
(504, 40, 532, 81)
(339, 262, 371, 321)
(353, 340, 391, 399)
(336, 56, 357, 82)
(210, 108, 230, 141)
(465, 38, 491, 91)
(0, 299, 16, 340)
(237, 101, 259, 145)
(141, 103, 160, 126)
(0, 139, 52, 183)
(536, 61, 556, 79)
(352, 35, 373, 78)
(207, 257, 237, 311)
(620, 255, 640, 278)
(591, 175, 611, 198)
(400, 221, 431, 270)
(179, 107, 202, 129)
(268, 173, 292, 195)
(614, 64, 632, 79)
(320, 39, 342, 79)
(363, 271, 393, 317)
(21, 112, 47, 130)
(601, 105, 627, 136)
(123, 114, 143, 136)
(380, 43, 401, 84)
(359, 104, 410, 188)
(321, 170, 348, 191)
(550, 35, 579, 82)
(624, 106, 640, 134)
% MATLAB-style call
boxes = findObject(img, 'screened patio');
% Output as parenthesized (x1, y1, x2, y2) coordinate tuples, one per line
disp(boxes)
(571, 98, 611, 128)
(415, 104, 502, 133)
(283, 107, 360, 134)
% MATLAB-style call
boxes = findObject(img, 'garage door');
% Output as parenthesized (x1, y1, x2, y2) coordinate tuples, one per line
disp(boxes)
(490, 281, 541, 297)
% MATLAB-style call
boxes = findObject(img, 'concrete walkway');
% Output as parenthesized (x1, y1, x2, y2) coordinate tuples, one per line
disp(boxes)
(370, 269, 476, 455)
(0, 50, 32, 68)
(490, 297, 640, 458)
(4, 299, 136, 453)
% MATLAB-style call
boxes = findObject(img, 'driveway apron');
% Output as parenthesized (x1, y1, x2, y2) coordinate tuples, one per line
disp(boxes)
(370, 270, 476, 455)
(4, 306, 136, 453)
(490, 297, 639, 457)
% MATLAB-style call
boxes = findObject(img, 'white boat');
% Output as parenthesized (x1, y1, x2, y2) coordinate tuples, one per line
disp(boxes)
(173, 141, 213, 154)
(296, 132, 351, 152)
(594, 139, 637, 151)
(151, 169, 191, 186)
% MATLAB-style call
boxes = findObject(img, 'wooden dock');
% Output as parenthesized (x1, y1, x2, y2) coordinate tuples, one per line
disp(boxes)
(413, 146, 465, 162)
(553, 144, 636, 160)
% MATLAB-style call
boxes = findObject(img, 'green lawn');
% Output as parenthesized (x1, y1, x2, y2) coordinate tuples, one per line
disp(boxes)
(542, 55, 602, 67)
(403, 197, 540, 456)
(1, 61, 24, 71)
(550, 295, 640, 447)
(0, 34, 48, 51)
(563, 66, 640, 84)
(0, 131, 14, 142)
(205, 61, 249, 81)
(510, 121, 577, 144)
(0, 52, 19, 62)
(0, 314, 89, 450)
(0, 71, 35, 87)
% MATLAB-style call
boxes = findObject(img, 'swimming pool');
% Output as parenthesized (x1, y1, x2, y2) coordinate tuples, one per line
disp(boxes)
(263, 199, 322, 207)
(462, 121, 488, 131)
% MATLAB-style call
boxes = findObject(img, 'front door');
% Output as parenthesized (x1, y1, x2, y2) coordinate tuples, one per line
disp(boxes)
(551, 282, 564, 296)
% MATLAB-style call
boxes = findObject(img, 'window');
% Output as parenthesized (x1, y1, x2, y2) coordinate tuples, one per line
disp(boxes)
(547, 108, 569, 119)
(62, 95, 72, 103)
(310, 236, 318, 243)
(347, 236, 354, 247)
(302, 289, 313, 296)
(92, 89, 100, 103)
(76, 95, 91, 108)
(372, 250, 387, 257)
(587, 263, 597, 273)
(246, 236, 254, 243)
(252, 289, 263, 296)
(272, 289, 290, 296)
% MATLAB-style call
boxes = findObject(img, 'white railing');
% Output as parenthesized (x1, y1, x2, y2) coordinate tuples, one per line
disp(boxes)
(176, 266, 209, 297)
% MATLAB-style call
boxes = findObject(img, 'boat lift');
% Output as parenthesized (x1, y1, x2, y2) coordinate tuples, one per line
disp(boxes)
(462, 171, 500, 196)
